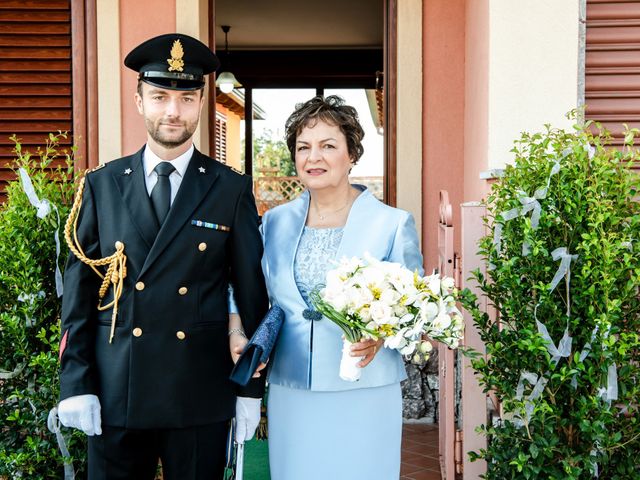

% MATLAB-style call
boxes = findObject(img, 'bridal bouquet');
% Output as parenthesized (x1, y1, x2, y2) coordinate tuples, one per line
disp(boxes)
(310, 254, 464, 381)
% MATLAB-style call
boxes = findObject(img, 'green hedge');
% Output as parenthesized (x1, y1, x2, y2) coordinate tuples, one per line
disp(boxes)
(462, 118, 640, 478)
(0, 133, 87, 478)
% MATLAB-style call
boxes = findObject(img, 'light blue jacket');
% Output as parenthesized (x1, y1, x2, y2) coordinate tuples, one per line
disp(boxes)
(261, 186, 424, 391)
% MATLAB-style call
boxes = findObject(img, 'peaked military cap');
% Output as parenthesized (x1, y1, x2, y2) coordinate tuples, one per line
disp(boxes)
(124, 33, 220, 91)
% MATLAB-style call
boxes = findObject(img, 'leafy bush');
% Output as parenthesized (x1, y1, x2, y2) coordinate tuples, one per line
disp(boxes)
(0, 133, 87, 478)
(461, 119, 640, 478)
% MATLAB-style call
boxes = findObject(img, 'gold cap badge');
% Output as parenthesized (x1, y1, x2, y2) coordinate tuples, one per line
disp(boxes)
(167, 39, 184, 72)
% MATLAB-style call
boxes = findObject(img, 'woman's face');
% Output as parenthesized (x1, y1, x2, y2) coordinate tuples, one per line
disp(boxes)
(294, 120, 353, 192)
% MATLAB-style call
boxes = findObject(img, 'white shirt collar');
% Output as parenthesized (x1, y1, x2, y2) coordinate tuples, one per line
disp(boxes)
(143, 143, 194, 179)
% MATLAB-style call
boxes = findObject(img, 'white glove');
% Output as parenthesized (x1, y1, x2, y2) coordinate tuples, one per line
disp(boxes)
(57, 394, 102, 436)
(235, 397, 261, 444)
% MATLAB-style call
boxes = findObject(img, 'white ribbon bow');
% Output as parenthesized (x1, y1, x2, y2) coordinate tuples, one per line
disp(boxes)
(515, 371, 549, 420)
(18, 291, 46, 326)
(47, 407, 75, 480)
(549, 247, 578, 293)
(18, 168, 63, 297)
(536, 320, 573, 366)
(493, 161, 561, 257)
(0, 363, 25, 380)
(597, 363, 619, 404)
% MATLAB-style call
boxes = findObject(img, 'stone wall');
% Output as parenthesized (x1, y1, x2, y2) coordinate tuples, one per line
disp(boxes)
(401, 350, 439, 422)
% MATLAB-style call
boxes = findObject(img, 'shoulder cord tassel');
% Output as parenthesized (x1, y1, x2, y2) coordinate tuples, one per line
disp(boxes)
(255, 402, 268, 440)
(64, 174, 127, 343)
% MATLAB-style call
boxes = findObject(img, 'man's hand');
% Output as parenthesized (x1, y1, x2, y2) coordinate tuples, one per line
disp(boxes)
(235, 397, 261, 444)
(57, 394, 102, 436)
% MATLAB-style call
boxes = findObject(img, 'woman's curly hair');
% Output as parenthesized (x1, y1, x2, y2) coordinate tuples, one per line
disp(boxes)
(284, 95, 365, 164)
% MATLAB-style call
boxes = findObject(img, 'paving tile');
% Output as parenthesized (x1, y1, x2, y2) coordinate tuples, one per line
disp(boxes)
(401, 424, 442, 479)
(402, 451, 425, 463)
(403, 454, 440, 470)
(406, 470, 443, 480)
(401, 462, 425, 476)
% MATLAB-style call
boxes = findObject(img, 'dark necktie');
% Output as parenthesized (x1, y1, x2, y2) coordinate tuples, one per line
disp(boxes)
(150, 162, 176, 225)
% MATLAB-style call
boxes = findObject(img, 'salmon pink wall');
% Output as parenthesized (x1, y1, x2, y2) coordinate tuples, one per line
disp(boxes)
(422, 0, 465, 273)
(119, 0, 176, 155)
(464, 0, 490, 204)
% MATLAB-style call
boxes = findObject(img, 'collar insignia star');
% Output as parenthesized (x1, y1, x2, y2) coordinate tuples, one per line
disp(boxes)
(198, 166, 206, 173)
(124, 168, 132, 175)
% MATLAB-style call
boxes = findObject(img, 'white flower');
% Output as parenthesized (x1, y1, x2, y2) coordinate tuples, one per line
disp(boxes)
(360, 266, 386, 290)
(420, 301, 439, 321)
(432, 311, 452, 330)
(369, 301, 393, 324)
(380, 288, 401, 306)
(345, 286, 373, 311)
(450, 313, 464, 328)
(400, 343, 417, 356)
(426, 275, 441, 295)
(399, 313, 415, 325)
(323, 289, 349, 312)
(419, 341, 434, 353)
(339, 255, 365, 273)
(359, 306, 372, 322)
(384, 329, 408, 349)
(443, 295, 457, 308)
(388, 268, 415, 293)
(324, 270, 346, 294)
(392, 304, 409, 318)
(441, 277, 455, 293)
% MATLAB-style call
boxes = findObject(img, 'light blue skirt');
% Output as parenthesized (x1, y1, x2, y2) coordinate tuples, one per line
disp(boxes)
(267, 382, 402, 480)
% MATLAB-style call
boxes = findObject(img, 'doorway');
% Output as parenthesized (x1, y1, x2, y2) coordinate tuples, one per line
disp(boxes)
(211, 0, 393, 204)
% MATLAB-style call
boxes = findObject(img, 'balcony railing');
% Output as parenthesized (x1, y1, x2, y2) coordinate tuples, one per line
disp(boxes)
(253, 175, 383, 216)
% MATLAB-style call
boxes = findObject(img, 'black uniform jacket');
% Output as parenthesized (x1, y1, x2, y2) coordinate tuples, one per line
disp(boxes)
(59, 147, 269, 429)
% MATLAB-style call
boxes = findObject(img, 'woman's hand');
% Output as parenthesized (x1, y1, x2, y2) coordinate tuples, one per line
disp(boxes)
(350, 337, 384, 368)
(229, 313, 248, 363)
(229, 314, 266, 378)
(231, 343, 267, 378)
(229, 330, 249, 364)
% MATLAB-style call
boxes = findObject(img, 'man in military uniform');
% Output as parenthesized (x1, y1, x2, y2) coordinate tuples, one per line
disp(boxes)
(57, 33, 269, 479)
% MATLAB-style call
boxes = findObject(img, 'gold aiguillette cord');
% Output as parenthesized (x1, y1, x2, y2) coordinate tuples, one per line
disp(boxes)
(64, 174, 127, 343)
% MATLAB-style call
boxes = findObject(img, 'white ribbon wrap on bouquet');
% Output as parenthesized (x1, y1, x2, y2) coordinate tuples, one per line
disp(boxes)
(340, 339, 363, 382)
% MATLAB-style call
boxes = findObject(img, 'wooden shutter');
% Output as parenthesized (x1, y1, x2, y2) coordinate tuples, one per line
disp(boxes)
(586, 0, 640, 165)
(215, 112, 227, 164)
(0, 0, 73, 201)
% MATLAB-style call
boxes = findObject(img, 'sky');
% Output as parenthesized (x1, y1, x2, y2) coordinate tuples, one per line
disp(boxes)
(242, 88, 384, 177)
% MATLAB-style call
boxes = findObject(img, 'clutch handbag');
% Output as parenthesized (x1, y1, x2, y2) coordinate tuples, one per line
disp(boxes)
(229, 305, 285, 386)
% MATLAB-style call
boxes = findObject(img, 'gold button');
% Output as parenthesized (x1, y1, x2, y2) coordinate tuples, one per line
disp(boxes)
(198, 242, 207, 252)
(135, 281, 145, 291)
(176, 331, 186, 340)
(132, 327, 143, 337)
(178, 287, 188, 295)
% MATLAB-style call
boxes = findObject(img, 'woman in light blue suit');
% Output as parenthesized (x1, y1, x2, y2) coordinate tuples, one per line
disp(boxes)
(262, 96, 424, 480)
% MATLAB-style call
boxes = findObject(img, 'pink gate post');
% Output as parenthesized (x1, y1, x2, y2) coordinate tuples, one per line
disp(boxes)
(460, 201, 491, 478)
(438, 190, 458, 479)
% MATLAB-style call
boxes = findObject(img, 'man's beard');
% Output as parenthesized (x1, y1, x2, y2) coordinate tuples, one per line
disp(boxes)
(145, 117, 198, 149)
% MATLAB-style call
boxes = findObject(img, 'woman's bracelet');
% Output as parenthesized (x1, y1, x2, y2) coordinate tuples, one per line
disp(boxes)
(228, 328, 247, 339)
